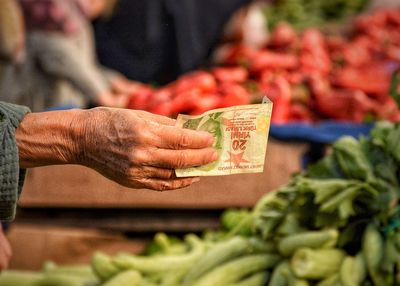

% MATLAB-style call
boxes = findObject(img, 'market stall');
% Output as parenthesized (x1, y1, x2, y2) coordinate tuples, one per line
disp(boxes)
(2, 0, 400, 285)
(5, 115, 400, 286)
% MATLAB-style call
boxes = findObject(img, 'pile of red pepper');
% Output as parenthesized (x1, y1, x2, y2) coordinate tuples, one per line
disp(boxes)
(126, 8, 400, 124)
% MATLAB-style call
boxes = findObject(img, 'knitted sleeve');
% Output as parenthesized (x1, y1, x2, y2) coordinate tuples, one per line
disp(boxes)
(0, 102, 30, 221)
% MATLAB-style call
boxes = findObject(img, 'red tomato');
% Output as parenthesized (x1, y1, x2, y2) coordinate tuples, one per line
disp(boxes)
(219, 83, 250, 108)
(212, 67, 249, 83)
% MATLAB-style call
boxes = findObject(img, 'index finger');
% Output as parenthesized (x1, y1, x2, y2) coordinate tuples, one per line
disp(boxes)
(154, 125, 215, 149)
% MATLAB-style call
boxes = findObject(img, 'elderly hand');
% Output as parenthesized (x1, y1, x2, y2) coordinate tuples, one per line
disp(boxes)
(16, 108, 217, 191)
(0, 225, 12, 271)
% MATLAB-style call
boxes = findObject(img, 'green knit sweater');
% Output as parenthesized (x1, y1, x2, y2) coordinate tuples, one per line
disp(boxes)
(0, 102, 30, 221)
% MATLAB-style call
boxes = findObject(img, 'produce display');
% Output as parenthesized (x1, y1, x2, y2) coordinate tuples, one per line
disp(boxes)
(127, 8, 400, 124)
(3, 122, 400, 285)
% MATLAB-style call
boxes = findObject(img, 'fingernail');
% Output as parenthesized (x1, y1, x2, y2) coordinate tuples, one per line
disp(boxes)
(211, 150, 219, 161)
(192, 177, 200, 183)
(208, 136, 215, 146)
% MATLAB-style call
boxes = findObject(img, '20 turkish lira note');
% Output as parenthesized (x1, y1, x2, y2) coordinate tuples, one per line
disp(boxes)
(175, 99, 273, 177)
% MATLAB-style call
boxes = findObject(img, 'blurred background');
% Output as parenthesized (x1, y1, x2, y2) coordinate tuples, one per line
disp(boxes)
(1, 0, 400, 272)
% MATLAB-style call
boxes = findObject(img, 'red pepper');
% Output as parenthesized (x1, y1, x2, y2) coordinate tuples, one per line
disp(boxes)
(148, 101, 173, 116)
(300, 29, 331, 76)
(126, 85, 154, 110)
(170, 88, 202, 114)
(390, 111, 400, 122)
(289, 103, 313, 123)
(375, 97, 399, 121)
(190, 94, 222, 115)
(333, 63, 391, 96)
(315, 89, 377, 123)
(341, 38, 372, 67)
(268, 76, 291, 124)
(354, 10, 388, 34)
(219, 83, 250, 108)
(269, 22, 297, 48)
(250, 51, 299, 73)
(212, 67, 249, 83)
(214, 44, 257, 66)
(147, 87, 172, 108)
(173, 71, 217, 94)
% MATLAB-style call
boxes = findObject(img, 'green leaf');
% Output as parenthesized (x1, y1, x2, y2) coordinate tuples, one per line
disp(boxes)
(386, 124, 400, 163)
(308, 154, 343, 179)
(389, 71, 400, 108)
(333, 136, 375, 182)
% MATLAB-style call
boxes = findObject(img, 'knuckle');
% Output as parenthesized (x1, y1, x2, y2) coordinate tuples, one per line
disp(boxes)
(131, 147, 154, 165)
(128, 150, 139, 164)
(178, 133, 191, 148)
(125, 168, 137, 180)
(176, 151, 189, 168)
(141, 127, 156, 143)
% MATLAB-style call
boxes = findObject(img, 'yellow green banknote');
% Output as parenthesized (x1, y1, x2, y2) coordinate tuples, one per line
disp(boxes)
(175, 99, 273, 177)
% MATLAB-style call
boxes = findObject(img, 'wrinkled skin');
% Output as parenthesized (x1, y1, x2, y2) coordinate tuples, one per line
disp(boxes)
(16, 108, 218, 191)
(76, 108, 218, 190)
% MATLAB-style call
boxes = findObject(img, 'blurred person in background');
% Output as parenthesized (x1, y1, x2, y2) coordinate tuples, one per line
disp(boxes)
(92, 0, 267, 85)
(0, 0, 140, 112)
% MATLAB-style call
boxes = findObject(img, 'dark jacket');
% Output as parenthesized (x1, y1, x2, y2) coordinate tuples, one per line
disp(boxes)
(93, 0, 249, 84)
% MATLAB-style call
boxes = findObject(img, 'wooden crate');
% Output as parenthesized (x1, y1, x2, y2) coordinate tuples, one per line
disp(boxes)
(19, 139, 308, 209)
(7, 224, 147, 271)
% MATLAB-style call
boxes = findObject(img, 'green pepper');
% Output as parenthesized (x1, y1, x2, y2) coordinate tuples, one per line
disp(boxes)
(362, 224, 385, 286)
(291, 248, 345, 280)
(278, 229, 338, 256)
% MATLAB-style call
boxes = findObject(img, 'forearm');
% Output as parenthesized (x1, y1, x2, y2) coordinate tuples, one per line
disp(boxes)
(15, 109, 84, 168)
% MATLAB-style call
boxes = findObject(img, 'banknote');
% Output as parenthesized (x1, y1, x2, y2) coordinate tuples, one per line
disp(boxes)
(175, 99, 273, 177)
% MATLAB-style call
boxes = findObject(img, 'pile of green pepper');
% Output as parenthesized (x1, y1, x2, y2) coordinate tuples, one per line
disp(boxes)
(1, 121, 400, 285)
(246, 122, 400, 285)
